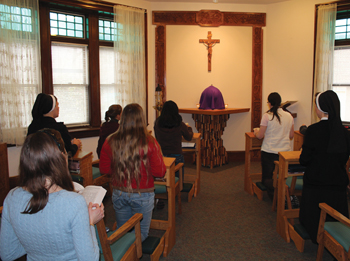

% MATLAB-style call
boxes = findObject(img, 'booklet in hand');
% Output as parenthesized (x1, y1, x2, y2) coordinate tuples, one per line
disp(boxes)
(73, 182, 107, 206)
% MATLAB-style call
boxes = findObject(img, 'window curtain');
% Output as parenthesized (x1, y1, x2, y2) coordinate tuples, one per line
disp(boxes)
(113, 5, 146, 110)
(0, 0, 41, 145)
(312, 3, 337, 123)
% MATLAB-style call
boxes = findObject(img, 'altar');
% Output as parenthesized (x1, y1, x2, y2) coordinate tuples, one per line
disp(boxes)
(179, 108, 250, 168)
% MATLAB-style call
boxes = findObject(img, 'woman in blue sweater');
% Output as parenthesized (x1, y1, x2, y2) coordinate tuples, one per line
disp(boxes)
(0, 129, 104, 261)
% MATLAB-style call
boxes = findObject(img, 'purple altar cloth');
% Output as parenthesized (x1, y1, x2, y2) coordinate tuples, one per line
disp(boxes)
(199, 85, 225, 110)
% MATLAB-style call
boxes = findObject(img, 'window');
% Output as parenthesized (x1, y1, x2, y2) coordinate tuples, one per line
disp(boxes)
(50, 11, 84, 38)
(52, 43, 89, 124)
(40, 1, 118, 129)
(0, 4, 33, 32)
(0, 2, 41, 145)
(332, 47, 350, 122)
(38, 0, 147, 135)
(333, 8, 350, 123)
(335, 10, 350, 40)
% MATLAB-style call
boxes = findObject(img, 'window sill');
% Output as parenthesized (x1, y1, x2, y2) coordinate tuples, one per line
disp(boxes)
(68, 126, 100, 139)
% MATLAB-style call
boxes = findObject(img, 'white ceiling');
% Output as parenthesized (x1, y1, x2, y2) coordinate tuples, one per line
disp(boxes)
(146, 0, 290, 4)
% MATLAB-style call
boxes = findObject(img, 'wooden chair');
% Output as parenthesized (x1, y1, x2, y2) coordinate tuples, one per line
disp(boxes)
(316, 203, 350, 261)
(155, 162, 183, 214)
(150, 157, 176, 257)
(182, 133, 201, 199)
(273, 161, 307, 253)
(70, 151, 112, 195)
(92, 159, 113, 196)
(95, 213, 143, 261)
(272, 161, 303, 212)
(244, 132, 263, 197)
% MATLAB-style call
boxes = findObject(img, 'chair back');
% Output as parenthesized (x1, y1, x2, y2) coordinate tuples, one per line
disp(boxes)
(95, 213, 143, 261)
(0, 143, 10, 206)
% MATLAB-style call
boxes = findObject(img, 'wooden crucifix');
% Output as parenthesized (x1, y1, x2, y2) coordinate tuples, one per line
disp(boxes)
(199, 31, 220, 71)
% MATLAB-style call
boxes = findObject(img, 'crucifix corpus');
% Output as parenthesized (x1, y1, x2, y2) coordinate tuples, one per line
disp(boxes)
(199, 31, 220, 72)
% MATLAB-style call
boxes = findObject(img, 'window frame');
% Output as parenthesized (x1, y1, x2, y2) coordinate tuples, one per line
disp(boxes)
(39, 0, 148, 138)
(313, 1, 350, 126)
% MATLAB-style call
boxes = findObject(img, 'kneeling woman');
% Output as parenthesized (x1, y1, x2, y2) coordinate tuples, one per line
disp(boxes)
(0, 129, 103, 261)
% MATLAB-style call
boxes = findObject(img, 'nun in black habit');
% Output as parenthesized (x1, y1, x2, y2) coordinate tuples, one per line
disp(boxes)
(27, 93, 81, 157)
(299, 90, 350, 243)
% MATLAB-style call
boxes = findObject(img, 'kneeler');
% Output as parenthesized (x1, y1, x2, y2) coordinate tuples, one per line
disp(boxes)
(154, 163, 183, 214)
(142, 231, 168, 261)
(273, 160, 309, 253)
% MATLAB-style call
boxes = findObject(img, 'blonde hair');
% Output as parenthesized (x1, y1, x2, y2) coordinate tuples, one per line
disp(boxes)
(108, 103, 153, 191)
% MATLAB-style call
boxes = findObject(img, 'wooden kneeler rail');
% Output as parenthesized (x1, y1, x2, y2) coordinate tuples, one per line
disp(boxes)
(182, 133, 201, 199)
(244, 132, 263, 197)
(150, 157, 176, 258)
(142, 232, 168, 261)
(276, 151, 312, 252)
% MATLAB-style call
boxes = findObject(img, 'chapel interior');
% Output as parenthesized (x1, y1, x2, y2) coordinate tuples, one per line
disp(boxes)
(1, 0, 350, 260)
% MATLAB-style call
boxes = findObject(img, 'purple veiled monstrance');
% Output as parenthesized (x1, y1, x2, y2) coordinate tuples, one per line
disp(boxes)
(199, 85, 225, 110)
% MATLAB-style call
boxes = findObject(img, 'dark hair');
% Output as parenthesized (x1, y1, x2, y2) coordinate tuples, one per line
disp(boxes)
(104, 104, 122, 122)
(157, 100, 182, 128)
(108, 103, 152, 192)
(267, 92, 282, 124)
(38, 128, 66, 154)
(20, 130, 73, 214)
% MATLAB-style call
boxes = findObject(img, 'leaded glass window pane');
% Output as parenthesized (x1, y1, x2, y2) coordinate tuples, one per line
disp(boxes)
(0, 4, 33, 32)
(50, 11, 84, 38)
(98, 18, 122, 42)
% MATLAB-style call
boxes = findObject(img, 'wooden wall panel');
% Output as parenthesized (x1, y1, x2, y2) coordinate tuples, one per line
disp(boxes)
(252, 27, 263, 130)
(152, 10, 265, 130)
(155, 25, 166, 102)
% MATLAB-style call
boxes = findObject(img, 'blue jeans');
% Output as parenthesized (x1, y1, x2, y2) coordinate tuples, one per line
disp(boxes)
(164, 154, 184, 181)
(112, 189, 155, 242)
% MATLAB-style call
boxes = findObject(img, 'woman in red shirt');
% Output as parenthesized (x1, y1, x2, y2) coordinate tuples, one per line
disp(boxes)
(99, 103, 166, 241)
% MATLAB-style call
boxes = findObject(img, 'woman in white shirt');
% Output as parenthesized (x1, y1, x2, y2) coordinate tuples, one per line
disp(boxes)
(254, 92, 294, 199)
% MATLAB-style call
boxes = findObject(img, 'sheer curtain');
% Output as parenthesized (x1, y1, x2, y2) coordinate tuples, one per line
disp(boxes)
(113, 5, 146, 110)
(0, 0, 41, 145)
(312, 3, 337, 123)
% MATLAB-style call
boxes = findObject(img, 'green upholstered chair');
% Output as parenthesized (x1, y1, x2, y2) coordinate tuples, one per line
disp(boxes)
(316, 203, 350, 261)
(95, 213, 143, 261)
(154, 163, 183, 214)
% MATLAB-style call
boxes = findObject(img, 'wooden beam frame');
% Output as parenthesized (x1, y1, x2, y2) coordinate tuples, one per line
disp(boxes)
(152, 10, 265, 130)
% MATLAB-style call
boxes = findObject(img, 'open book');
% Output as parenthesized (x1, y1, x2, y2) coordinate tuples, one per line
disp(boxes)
(73, 182, 107, 206)
(182, 142, 196, 149)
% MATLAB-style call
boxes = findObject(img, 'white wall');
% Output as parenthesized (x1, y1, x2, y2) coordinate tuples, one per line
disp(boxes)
(264, 0, 330, 129)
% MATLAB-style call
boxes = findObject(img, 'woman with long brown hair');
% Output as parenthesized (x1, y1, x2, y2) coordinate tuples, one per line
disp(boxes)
(99, 103, 166, 242)
(0, 129, 103, 261)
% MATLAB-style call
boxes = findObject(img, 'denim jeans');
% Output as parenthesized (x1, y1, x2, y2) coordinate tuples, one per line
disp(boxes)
(164, 154, 184, 181)
(112, 189, 155, 242)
